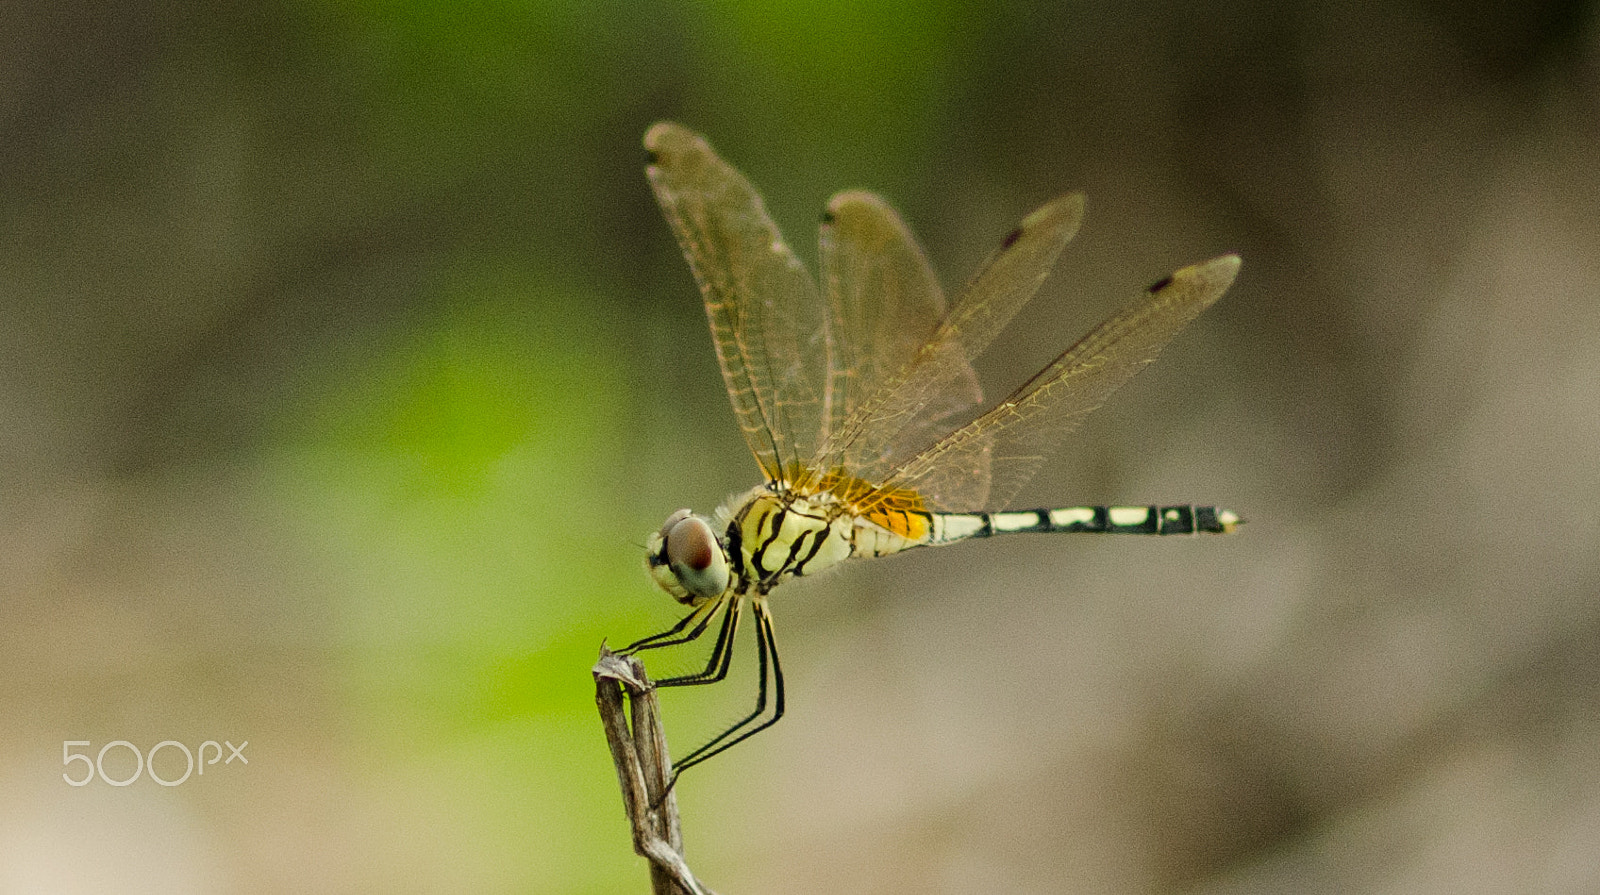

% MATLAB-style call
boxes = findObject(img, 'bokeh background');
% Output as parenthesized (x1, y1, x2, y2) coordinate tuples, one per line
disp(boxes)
(3, 0, 1598, 892)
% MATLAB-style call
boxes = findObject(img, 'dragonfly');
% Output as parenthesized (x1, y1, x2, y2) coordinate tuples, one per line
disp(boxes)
(622, 122, 1241, 785)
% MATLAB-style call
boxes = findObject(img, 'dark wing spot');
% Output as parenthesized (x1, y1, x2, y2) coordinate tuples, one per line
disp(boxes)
(1001, 227, 1023, 250)
(1148, 274, 1175, 293)
(821, 209, 836, 224)
(645, 149, 660, 165)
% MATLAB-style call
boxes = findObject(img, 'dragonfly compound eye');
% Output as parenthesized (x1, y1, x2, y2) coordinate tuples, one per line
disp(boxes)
(661, 513, 730, 603)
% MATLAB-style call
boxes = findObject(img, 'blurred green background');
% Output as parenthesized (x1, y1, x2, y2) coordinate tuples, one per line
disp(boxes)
(3, 0, 1598, 892)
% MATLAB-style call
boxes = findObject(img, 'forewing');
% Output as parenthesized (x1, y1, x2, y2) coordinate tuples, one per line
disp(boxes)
(815, 191, 976, 473)
(645, 122, 828, 482)
(820, 193, 1085, 492)
(872, 254, 1240, 513)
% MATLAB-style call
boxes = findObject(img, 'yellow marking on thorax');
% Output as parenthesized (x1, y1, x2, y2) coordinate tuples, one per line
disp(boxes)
(791, 467, 932, 542)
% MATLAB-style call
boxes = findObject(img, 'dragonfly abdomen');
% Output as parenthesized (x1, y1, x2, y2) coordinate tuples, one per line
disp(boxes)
(929, 505, 1240, 544)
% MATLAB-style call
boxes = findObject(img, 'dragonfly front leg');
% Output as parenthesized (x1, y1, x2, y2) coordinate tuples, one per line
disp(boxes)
(640, 594, 744, 689)
(620, 594, 728, 655)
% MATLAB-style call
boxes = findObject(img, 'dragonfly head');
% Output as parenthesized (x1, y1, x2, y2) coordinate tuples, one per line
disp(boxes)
(646, 509, 731, 606)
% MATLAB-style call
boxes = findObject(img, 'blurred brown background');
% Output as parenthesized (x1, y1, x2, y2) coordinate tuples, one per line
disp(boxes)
(2, 0, 1598, 892)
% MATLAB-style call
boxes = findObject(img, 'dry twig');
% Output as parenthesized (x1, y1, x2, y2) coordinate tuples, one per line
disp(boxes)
(594, 648, 718, 895)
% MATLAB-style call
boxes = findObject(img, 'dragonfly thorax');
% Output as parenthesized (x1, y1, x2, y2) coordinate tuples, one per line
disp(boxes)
(726, 486, 858, 590)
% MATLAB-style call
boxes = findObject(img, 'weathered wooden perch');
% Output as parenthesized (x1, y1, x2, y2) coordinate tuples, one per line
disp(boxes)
(594, 647, 719, 895)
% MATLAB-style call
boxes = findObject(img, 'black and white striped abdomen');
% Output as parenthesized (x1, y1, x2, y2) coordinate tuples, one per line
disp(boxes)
(929, 505, 1241, 544)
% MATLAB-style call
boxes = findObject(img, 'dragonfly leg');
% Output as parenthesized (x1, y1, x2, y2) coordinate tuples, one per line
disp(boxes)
(666, 597, 785, 785)
(619, 597, 725, 654)
(652, 594, 743, 688)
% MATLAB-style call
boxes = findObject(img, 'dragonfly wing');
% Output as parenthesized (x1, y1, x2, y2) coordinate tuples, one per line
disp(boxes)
(645, 122, 828, 482)
(874, 254, 1241, 513)
(823, 193, 1085, 494)
(815, 191, 979, 474)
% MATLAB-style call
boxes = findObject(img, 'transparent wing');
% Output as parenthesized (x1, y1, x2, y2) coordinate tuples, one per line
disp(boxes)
(645, 122, 828, 482)
(815, 191, 978, 473)
(815, 193, 1085, 493)
(868, 254, 1241, 513)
